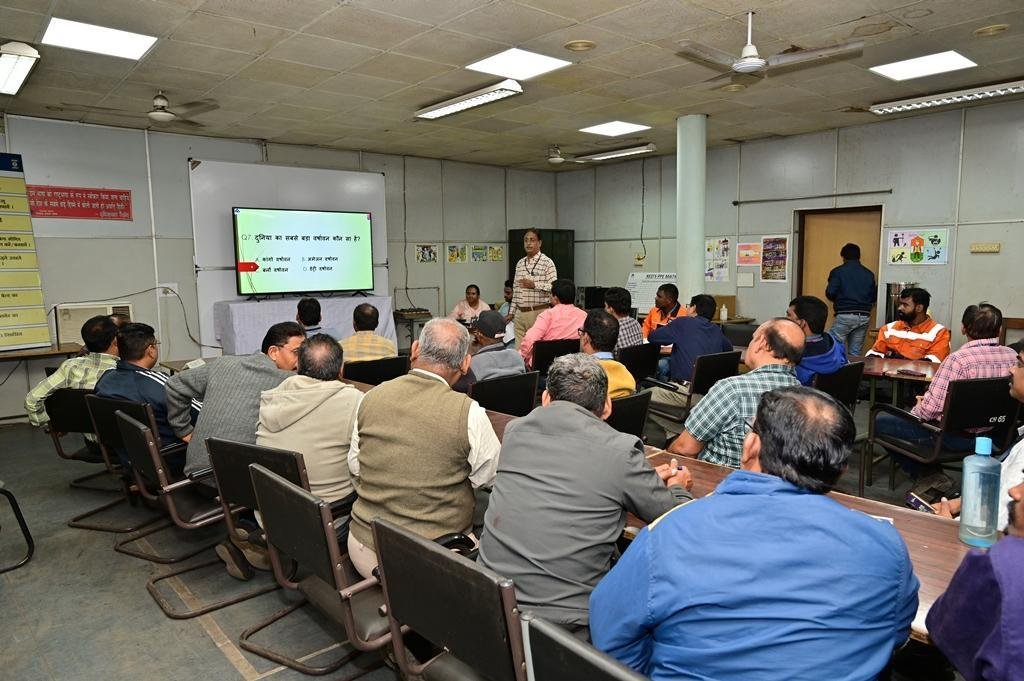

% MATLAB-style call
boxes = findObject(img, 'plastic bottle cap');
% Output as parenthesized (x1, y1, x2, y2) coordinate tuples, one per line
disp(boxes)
(975, 436, 993, 455)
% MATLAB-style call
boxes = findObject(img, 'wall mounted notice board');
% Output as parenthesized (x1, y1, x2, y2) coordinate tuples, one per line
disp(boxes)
(189, 159, 387, 357)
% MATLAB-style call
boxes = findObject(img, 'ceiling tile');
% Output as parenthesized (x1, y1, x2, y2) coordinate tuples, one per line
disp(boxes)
(27, 68, 122, 95)
(126, 63, 228, 91)
(237, 58, 336, 87)
(344, 102, 411, 122)
(208, 77, 308, 101)
(418, 69, 501, 95)
(589, 0, 724, 43)
(286, 89, 375, 111)
(349, 53, 452, 84)
(392, 29, 507, 66)
(588, 44, 684, 77)
(585, 77, 676, 99)
(380, 85, 453, 107)
(259, 103, 334, 121)
(658, 16, 787, 57)
(170, 13, 292, 54)
(532, 64, 623, 92)
(269, 131, 339, 145)
(265, 34, 381, 70)
(2, 0, 51, 12)
(520, 25, 640, 63)
(516, 0, 645, 22)
(462, 117, 529, 133)
(33, 45, 138, 79)
(198, 0, 341, 30)
(305, 6, 430, 50)
(892, 0, 1024, 33)
(15, 83, 105, 107)
(442, 2, 574, 44)
(644, 62, 727, 87)
(537, 91, 623, 113)
(751, 0, 885, 38)
(348, 0, 492, 24)
(144, 40, 255, 75)
(0, 7, 47, 42)
(52, 0, 191, 37)
(317, 72, 407, 98)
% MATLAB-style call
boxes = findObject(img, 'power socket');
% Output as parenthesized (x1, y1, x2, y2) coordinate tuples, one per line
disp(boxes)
(158, 282, 179, 297)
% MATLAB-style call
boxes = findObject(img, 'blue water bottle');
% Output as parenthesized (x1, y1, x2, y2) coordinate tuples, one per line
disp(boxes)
(958, 436, 1000, 548)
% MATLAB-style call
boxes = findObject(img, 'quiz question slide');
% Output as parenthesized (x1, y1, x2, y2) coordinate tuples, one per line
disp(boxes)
(234, 208, 374, 295)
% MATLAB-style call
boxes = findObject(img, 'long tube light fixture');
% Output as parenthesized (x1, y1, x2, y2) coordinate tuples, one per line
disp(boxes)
(869, 79, 1024, 115)
(415, 79, 522, 119)
(575, 143, 657, 162)
(0, 42, 40, 95)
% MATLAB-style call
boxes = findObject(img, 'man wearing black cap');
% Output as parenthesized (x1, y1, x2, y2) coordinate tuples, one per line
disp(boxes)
(454, 310, 526, 393)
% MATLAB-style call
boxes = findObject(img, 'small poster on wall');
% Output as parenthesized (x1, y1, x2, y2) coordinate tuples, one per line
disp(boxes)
(760, 235, 789, 282)
(488, 245, 504, 262)
(471, 245, 488, 262)
(887, 228, 948, 265)
(737, 242, 762, 266)
(447, 244, 467, 263)
(415, 244, 437, 263)
(704, 237, 730, 282)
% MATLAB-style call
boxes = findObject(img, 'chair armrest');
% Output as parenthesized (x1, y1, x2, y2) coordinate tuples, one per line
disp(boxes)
(187, 466, 214, 482)
(160, 442, 187, 457)
(868, 403, 941, 434)
(433, 532, 476, 555)
(640, 378, 677, 391)
(339, 575, 380, 600)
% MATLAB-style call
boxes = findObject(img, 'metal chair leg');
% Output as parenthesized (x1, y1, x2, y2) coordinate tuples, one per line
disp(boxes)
(69, 468, 122, 493)
(146, 557, 280, 620)
(67, 492, 164, 534)
(238, 598, 379, 678)
(114, 520, 222, 564)
(0, 488, 35, 574)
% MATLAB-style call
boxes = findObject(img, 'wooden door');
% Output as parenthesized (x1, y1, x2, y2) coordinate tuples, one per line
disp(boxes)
(799, 208, 882, 333)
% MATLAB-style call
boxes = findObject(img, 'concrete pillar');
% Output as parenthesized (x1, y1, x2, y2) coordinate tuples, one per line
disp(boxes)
(675, 114, 707, 301)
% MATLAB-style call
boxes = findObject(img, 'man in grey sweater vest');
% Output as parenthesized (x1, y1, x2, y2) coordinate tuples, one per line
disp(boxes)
(479, 353, 693, 637)
(166, 321, 304, 476)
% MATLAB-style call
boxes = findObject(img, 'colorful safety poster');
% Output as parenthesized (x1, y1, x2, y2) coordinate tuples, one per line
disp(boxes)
(737, 242, 762, 266)
(704, 237, 730, 282)
(471, 245, 488, 262)
(447, 244, 467, 264)
(760, 235, 789, 282)
(415, 244, 437, 263)
(887, 228, 948, 265)
(0, 153, 52, 351)
(487, 246, 504, 262)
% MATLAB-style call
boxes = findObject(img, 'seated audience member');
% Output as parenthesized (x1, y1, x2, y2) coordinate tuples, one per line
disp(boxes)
(641, 283, 681, 339)
(296, 297, 341, 340)
(340, 303, 397, 364)
(166, 321, 302, 477)
(875, 304, 1018, 479)
(591, 386, 920, 681)
(347, 318, 500, 578)
(648, 294, 734, 414)
(580, 309, 636, 398)
(668, 319, 803, 467)
(927, 476, 1023, 681)
(257, 334, 359, 542)
(520, 278, 587, 368)
(938, 347, 1024, 534)
(786, 295, 847, 385)
(867, 287, 950, 362)
(479, 353, 691, 635)
(497, 280, 514, 321)
(449, 284, 490, 322)
(453, 310, 526, 393)
(604, 287, 643, 352)
(94, 323, 199, 473)
(25, 315, 119, 430)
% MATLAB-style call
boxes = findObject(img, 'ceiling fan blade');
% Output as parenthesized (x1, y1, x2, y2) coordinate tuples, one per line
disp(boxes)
(701, 71, 736, 84)
(676, 40, 738, 69)
(169, 119, 205, 129)
(766, 40, 864, 69)
(170, 99, 219, 118)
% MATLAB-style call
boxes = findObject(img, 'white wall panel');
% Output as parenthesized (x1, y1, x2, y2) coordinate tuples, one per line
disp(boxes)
(659, 156, 675, 238)
(595, 160, 644, 240)
(265, 144, 360, 170)
(959, 100, 1024, 223)
(556, 168, 595, 241)
(837, 110, 960, 226)
(706, 146, 739, 236)
(595, 240, 659, 288)
(574, 241, 595, 287)
(362, 153, 406, 244)
(441, 161, 505, 241)
(951, 222, 1024, 346)
(404, 157, 443, 241)
(154, 237, 201, 359)
(739, 131, 836, 204)
(507, 169, 555, 231)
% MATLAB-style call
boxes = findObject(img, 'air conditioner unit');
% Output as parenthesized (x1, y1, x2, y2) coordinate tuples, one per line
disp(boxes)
(55, 302, 133, 346)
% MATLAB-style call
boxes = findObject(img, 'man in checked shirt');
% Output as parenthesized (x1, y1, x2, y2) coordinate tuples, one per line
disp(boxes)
(511, 228, 557, 347)
(874, 302, 1018, 478)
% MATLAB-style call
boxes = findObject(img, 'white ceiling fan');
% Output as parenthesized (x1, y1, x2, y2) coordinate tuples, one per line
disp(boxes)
(547, 145, 586, 165)
(677, 11, 864, 87)
(50, 90, 220, 128)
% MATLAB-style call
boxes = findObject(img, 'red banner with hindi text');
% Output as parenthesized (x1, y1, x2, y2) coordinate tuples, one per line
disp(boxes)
(25, 184, 132, 220)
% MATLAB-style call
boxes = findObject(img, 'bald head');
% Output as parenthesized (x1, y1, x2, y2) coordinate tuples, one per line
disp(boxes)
(745, 318, 805, 370)
(297, 333, 343, 380)
(412, 317, 472, 385)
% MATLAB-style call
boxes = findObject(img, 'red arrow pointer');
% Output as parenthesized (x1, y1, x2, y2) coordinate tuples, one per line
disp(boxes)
(237, 261, 259, 272)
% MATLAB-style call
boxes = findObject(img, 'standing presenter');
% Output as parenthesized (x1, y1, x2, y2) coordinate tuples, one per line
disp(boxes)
(512, 228, 557, 347)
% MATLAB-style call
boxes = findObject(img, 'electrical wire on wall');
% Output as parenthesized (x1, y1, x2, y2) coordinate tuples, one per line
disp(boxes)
(401, 156, 418, 309)
(49, 285, 214, 349)
(0, 360, 24, 387)
(639, 158, 648, 261)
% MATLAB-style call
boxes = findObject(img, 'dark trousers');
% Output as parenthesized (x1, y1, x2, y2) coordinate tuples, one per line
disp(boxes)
(874, 413, 974, 476)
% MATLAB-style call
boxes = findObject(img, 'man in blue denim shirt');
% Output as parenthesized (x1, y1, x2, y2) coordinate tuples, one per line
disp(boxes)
(826, 242, 877, 355)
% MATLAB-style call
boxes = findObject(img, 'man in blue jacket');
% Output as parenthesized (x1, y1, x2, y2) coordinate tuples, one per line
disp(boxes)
(787, 295, 847, 386)
(826, 242, 876, 355)
(590, 386, 919, 681)
(95, 322, 199, 474)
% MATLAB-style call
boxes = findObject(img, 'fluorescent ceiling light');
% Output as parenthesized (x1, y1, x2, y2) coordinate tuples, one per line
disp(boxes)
(415, 79, 523, 119)
(579, 121, 652, 137)
(869, 79, 1024, 115)
(869, 50, 976, 81)
(576, 143, 657, 162)
(42, 18, 157, 60)
(466, 48, 571, 81)
(0, 42, 39, 95)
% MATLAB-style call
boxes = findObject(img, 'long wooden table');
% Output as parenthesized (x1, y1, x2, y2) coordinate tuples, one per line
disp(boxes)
(642, 448, 967, 644)
(0, 342, 82, 362)
(855, 355, 937, 406)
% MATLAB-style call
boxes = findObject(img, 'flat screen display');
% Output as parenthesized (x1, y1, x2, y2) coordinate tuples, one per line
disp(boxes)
(233, 207, 374, 295)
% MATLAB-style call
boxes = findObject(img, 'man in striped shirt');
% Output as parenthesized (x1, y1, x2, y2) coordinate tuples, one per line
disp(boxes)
(512, 228, 557, 347)
(95, 322, 200, 474)
(875, 303, 1017, 475)
(604, 287, 644, 352)
(340, 303, 397, 364)
(24, 315, 119, 429)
